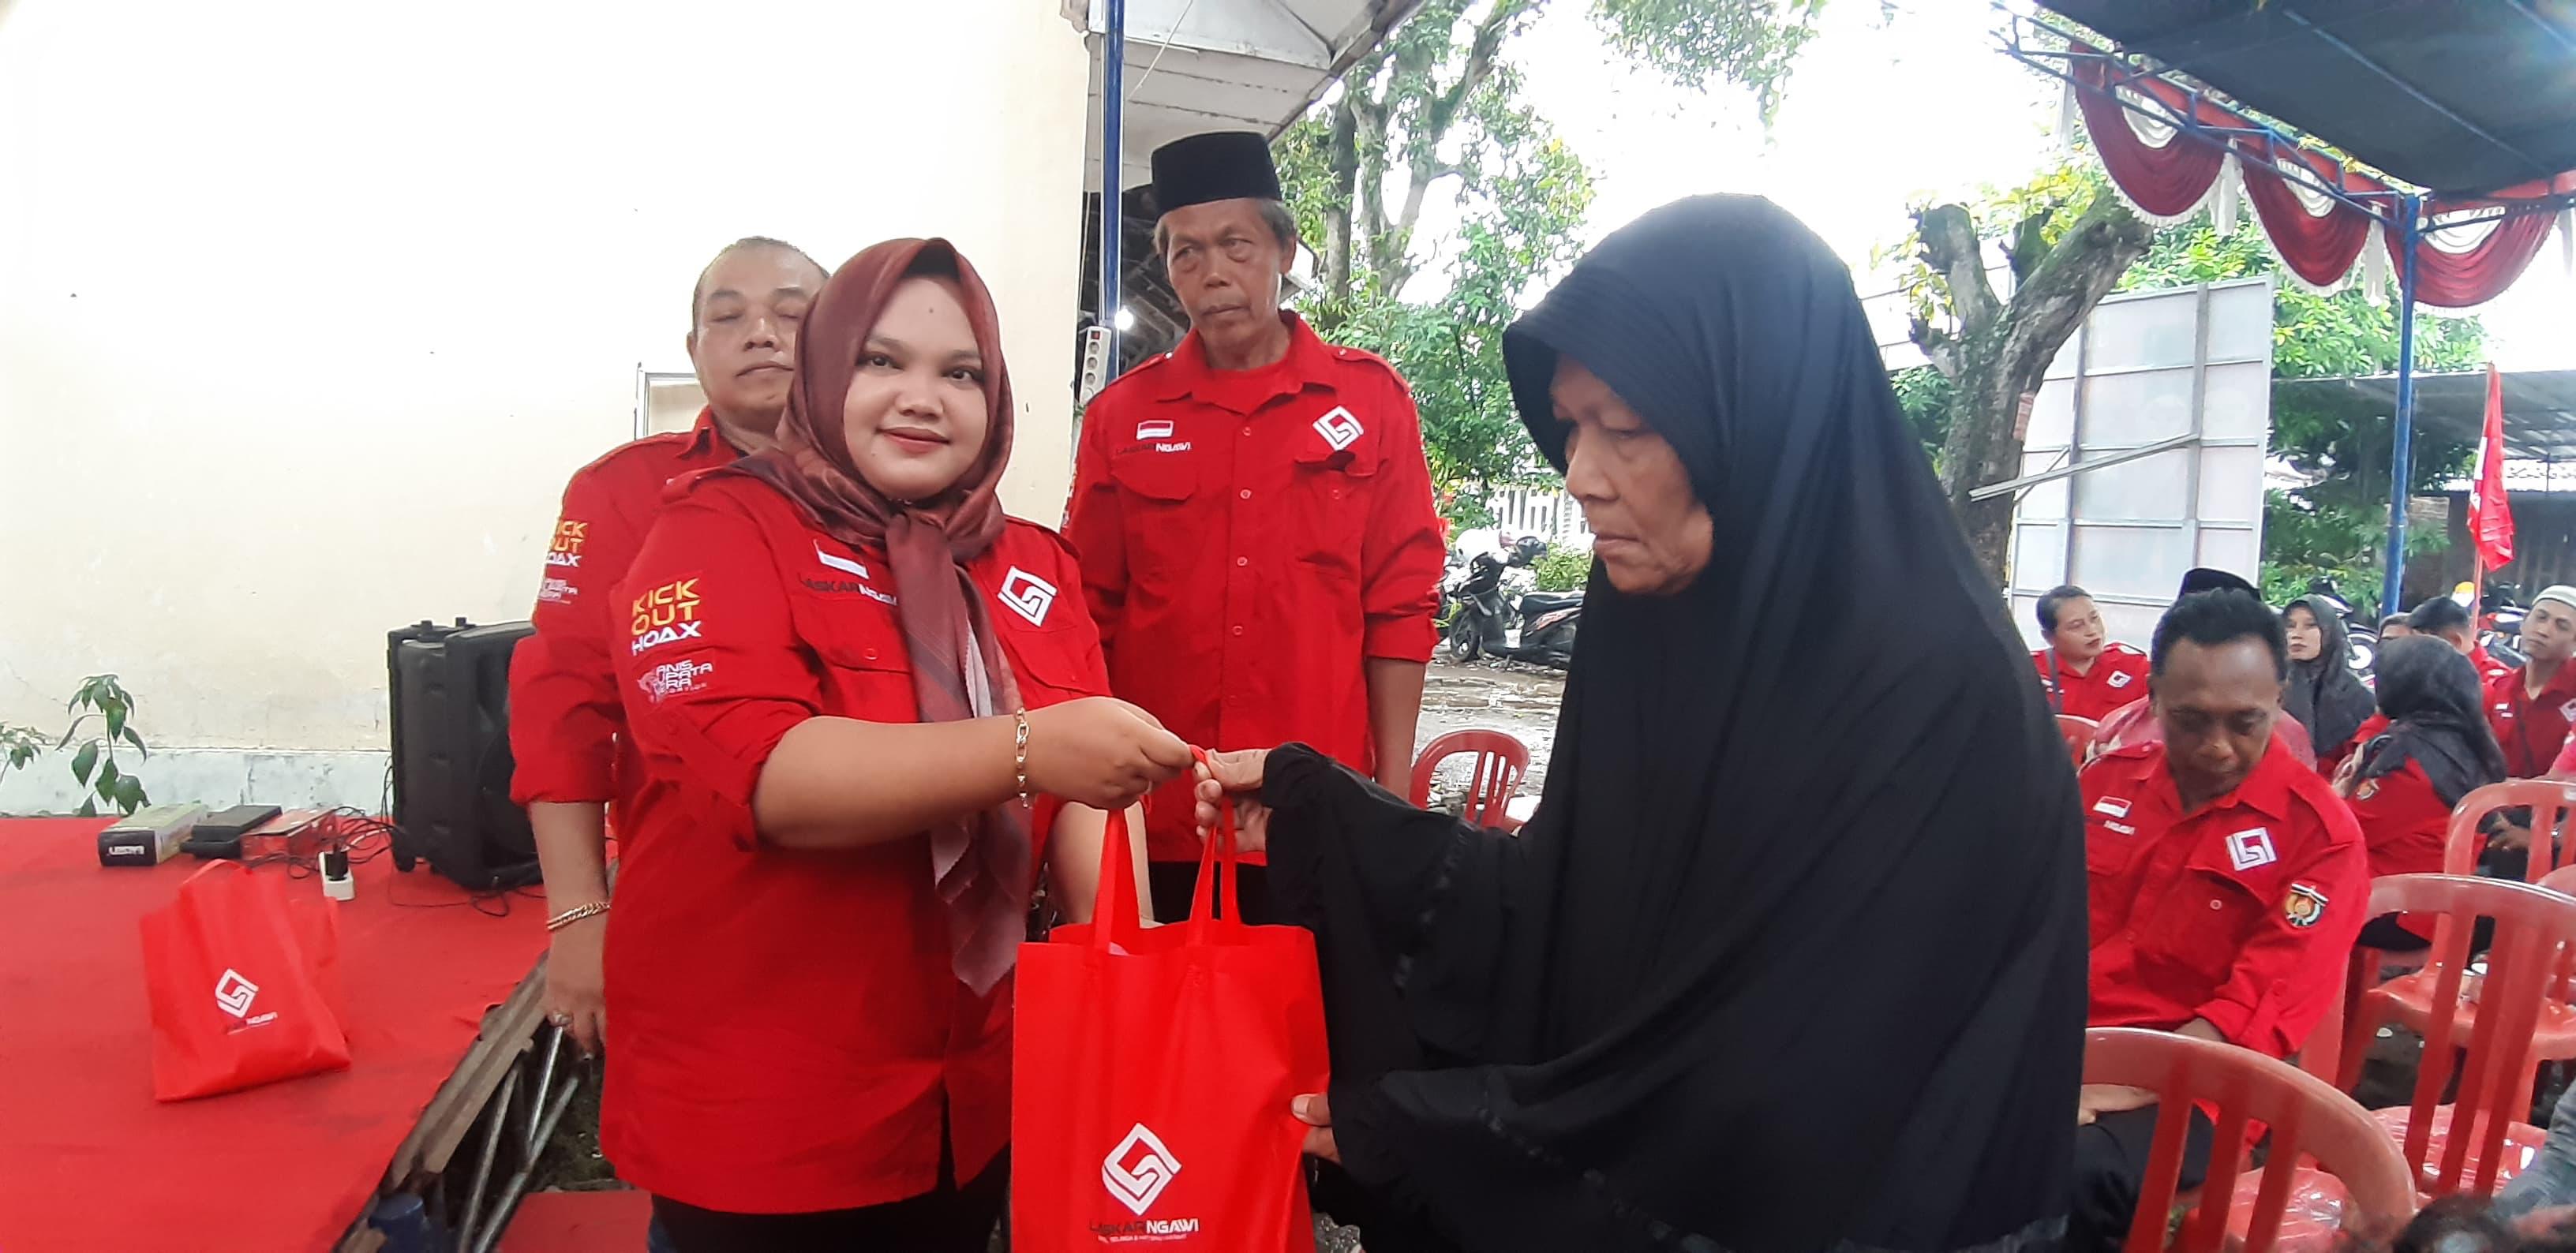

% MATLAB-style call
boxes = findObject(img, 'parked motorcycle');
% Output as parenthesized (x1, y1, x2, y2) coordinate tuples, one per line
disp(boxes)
(1446, 538, 1578, 668)
(2480, 583, 2530, 670)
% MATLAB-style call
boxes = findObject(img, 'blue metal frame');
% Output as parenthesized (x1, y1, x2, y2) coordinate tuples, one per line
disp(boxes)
(1100, 0, 1128, 342)
(2380, 196, 2422, 618)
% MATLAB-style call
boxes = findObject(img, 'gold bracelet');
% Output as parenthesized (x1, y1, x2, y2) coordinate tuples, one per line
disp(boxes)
(1014, 709, 1032, 801)
(545, 900, 610, 932)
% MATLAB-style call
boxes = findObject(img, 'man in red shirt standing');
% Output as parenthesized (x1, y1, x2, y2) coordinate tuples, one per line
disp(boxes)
(2032, 584, 2149, 721)
(2069, 589, 2368, 1253)
(507, 237, 827, 1057)
(2485, 586, 2576, 777)
(1065, 132, 1447, 923)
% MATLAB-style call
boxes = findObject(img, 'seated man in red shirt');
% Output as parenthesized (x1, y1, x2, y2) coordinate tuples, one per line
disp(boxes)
(2032, 584, 2149, 720)
(2487, 587, 2576, 778)
(2091, 569, 2315, 767)
(2072, 589, 2369, 1253)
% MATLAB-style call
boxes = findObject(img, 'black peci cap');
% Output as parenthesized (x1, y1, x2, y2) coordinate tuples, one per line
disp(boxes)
(1149, 132, 1284, 215)
(2177, 567, 2259, 600)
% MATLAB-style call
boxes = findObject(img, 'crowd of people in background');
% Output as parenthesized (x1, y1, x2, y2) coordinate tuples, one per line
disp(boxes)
(2034, 575, 2576, 1244)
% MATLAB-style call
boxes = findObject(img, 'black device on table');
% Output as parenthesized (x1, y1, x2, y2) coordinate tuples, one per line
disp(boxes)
(182, 804, 283, 859)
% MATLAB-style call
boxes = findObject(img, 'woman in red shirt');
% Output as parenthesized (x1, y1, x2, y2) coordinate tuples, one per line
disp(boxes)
(605, 238, 1193, 1251)
(2337, 635, 2507, 951)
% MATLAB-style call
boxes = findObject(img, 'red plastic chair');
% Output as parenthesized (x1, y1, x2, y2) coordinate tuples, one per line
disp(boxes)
(2084, 1027, 2415, 1253)
(1409, 730, 1531, 832)
(2342, 873, 2576, 1198)
(2349, 782, 2576, 1082)
(2440, 780, 2576, 882)
(2057, 715, 2101, 769)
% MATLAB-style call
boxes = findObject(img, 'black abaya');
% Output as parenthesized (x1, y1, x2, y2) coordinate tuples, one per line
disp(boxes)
(1261, 196, 2087, 1253)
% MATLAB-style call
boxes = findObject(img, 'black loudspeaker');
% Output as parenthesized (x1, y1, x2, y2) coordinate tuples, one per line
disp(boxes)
(387, 619, 541, 890)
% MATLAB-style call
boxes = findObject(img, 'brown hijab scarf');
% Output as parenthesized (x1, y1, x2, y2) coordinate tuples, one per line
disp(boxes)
(729, 238, 1028, 994)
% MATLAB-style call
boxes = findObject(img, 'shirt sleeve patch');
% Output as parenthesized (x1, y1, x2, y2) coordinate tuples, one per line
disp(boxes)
(630, 576, 706, 656)
(545, 518, 589, 570)
(2283, 881, 2328, 928)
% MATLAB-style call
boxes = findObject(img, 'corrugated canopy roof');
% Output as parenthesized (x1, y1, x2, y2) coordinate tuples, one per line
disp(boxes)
(2275, 368, 2576, 460)
(2034, 0, 2576, 197)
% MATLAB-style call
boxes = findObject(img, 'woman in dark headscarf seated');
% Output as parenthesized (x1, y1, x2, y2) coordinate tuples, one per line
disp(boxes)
(1191, 196, 2087, 1253)
(2338, 635, 2509, 951)
(2283, 596, 2376, 769)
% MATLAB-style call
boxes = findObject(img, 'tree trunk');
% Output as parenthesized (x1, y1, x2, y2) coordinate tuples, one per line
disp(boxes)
(1923, 193, 2153, 585)
(1322, 95, 1359, 304)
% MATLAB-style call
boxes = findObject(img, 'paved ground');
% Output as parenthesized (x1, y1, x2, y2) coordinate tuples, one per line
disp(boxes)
(1412, 659, 1566, 806)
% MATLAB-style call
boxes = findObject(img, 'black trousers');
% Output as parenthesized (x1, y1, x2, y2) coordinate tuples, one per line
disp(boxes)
(1148, 860, 1274, 926)
(650, 1150, 1005, 1252)
(2068, 1105, 2215, 1253)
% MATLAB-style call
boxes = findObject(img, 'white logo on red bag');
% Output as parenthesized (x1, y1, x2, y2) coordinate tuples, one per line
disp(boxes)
(999, 568, 1057, 627)
(214, 968, 260, 1018)
(1103, 1123, 1182, 1216)
(1312, 406, 1364, 452)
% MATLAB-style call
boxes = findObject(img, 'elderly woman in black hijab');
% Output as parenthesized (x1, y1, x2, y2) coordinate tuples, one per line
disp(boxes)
(1193, 196, 2085, 1253)
(2284, 596, 2375, 765)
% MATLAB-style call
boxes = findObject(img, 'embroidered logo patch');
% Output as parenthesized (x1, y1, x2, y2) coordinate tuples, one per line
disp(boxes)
(1135, 420, 1174, 440)
(1312, 406, 1364, 451)
(630, 578, 702, 655)
(2092, 797, 2132, 819)
(998, 567, 1057, 626)
(2227, 827, 2278, 872)
(2283, 881, 2328, 929)
(2108, 670, 2134, 689)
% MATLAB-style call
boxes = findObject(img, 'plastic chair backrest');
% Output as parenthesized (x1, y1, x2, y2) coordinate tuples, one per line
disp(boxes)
(2057, 715, 2101, 769)
(2084, 1027, 2413, 1253)
(1407, 730, 1531, 828)
(2443, 780, 2576, 881)
(2368, 873, 2576, 1196)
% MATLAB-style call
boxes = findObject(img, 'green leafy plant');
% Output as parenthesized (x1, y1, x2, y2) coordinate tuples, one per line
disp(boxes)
(58, 674, 149, 817)
(1, 722, 45, 791)
(1532, 545, 1592, 592)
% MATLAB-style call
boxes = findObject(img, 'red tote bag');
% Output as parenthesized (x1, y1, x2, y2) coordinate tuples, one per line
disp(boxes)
(1013, 784, 1331, 1251)
(140, 861, 351, 1102)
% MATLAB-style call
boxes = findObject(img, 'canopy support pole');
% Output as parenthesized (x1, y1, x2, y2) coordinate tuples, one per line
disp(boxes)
(2380, 194, 2423, 618)
(1099, 0, 1127, 340)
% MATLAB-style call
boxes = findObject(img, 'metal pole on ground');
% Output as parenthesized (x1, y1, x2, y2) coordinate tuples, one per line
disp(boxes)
(2380, 193, 2423, 618)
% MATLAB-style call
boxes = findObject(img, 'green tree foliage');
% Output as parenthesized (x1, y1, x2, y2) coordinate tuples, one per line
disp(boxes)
(1274, 0, 1824, 527)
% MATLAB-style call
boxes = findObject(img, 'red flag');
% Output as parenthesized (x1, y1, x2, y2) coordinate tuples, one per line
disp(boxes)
(2469, 363, 2517, 570)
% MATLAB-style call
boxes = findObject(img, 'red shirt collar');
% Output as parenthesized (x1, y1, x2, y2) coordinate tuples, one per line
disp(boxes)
(1150, 312, 1335, 413)
(2154, 729, 2302, 822)
(681, 406, 729, 458)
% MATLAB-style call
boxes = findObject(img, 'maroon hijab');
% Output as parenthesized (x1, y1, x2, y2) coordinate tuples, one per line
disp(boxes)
(731, 238, 1028, 994)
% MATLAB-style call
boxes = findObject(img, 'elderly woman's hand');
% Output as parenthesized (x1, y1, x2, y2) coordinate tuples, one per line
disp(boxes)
(1192, 749, 1271, 855)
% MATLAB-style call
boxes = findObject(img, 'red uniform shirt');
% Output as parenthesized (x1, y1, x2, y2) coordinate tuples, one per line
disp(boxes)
(601, 472, 1109, 1214)
(2034, 643, 2150, 722)
(1065, 314, 1446, 861)
(2346, 759, 2451, 881)
(2093, 695, 2316, 768)
(509, 410, 739, 810)
(2487, 662, 2576, 777)
(2081, 735, 2368, 1059)
(2477, 649, 2512, 687)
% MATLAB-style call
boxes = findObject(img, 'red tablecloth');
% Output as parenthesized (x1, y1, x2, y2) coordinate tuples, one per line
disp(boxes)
(0, 819, 547, 1251)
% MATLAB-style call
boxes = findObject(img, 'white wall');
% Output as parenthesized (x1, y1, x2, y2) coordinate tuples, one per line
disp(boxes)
(0, 0, 1092, 809)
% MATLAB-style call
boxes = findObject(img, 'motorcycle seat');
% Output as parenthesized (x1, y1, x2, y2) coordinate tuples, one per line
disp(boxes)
(1518, 591, 1584, 615)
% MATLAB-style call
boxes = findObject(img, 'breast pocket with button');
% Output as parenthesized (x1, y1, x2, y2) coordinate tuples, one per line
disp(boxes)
(1107, 447, 1202, 582)
(1290, 417, 1380, 579)
(785, 589, 915, 718)
(2142, 847, 2272, 986)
